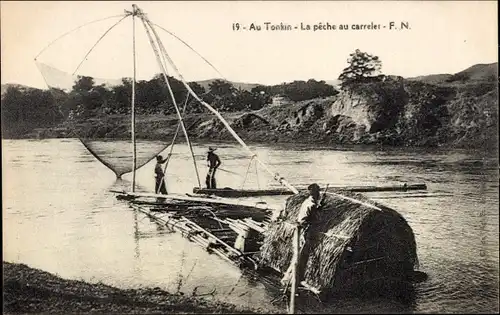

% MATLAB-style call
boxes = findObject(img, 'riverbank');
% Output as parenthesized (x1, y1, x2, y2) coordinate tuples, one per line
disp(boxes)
(3, 262, 267, 314)
(2, 63, 498, 150)
(8, 106, 499, 153)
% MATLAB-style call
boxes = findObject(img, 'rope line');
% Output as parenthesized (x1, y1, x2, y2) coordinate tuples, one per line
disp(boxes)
(152, 23, 201, 187)
(34, 14, 128, 60)
(324, 192, 382, 211)
(35, 4, 296, 194)
(164, 93, 190, 166)
(151, 22, 226, 80)
(240, 155, 256, 190)
(140, 16, 201, 189)
(254, 158, 266, 204)
(72, 14, 130, 75)
(157, 94, 190, 193)
(131, 11, 137, 192)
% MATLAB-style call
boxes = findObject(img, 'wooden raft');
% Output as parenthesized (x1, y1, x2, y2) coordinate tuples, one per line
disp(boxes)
(118, 194, 336, 300)
(127, 197, 270, 270)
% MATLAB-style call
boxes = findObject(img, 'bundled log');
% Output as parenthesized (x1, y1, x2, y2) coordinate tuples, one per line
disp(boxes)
(191, 183, 428, 198)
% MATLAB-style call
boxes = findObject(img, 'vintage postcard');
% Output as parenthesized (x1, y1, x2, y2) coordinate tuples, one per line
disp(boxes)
(2, 1, 498, 314)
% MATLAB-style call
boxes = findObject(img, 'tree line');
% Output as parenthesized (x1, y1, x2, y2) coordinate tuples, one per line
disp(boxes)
(251, 79, 338, 102)
(1, 49, 381, 136)
(1, 86, 64, 137)
(1, 74, 341, 127)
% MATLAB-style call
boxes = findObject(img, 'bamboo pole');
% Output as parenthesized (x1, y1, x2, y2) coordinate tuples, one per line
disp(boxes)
(370, 193, 451, 199)
(156, 94, 191, 194)
(289, 224, 300, 314)
(151, 25, 201, 188)
(131, 5, 137, 192)
(121, 191, 279, 211)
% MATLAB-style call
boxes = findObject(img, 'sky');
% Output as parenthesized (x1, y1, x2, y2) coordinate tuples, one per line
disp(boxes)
(1, 1, 498, 89)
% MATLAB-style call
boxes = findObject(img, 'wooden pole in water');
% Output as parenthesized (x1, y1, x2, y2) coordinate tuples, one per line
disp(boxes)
(289, 224, 300, 314)
(130, 4, 137, 192)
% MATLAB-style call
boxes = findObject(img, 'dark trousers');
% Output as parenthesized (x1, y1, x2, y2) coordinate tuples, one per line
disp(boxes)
(296, 227, 314, 282)
(206, 168, 217, 189)
(281, 225, 313, 286)
(155, 177, 167, 194)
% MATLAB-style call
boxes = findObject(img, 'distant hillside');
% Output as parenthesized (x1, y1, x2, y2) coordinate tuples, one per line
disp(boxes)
(196, 78, 341, 94)
(406, 74, 453, 85)
(407, 63, 498, 85)
(2, 61, 498, 150)
(195, 79, 260, 92)
(450, 63, 498, 82)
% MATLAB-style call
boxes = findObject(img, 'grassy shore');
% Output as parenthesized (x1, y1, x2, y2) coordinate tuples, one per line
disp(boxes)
(3, 261, 269, 314)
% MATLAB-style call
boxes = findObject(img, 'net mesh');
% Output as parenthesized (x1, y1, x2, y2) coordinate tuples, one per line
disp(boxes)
(33, 12, 224, 180)
(36, 60, 176, 178)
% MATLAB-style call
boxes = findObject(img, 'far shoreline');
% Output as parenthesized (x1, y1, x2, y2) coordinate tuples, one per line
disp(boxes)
(2, 135, 498, 155)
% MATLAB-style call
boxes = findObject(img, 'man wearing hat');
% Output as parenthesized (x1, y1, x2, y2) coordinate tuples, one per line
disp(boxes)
(281, 183, 323, 286)
(206, 146, 221, 189)
(155, 155, 169, 195)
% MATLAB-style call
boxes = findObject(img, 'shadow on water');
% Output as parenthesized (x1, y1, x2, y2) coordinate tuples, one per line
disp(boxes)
(106, 177, 153, 260)
(133, 209, 140, 260)
(108, 177, 149, 193)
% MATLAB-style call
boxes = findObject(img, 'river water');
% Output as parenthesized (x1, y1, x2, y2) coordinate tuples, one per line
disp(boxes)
(3, 138, 499, 313)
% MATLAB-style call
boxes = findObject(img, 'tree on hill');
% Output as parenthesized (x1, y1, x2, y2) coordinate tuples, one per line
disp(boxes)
(1, 85, 63, 136)
(72, 76, 95, 94)
(68, 76, 107, 118)
(251, 85, 271, 95)
(267, 79, 338, 102)
(338, 49, 382, 89)
(110, 78, 132, 114)
(188, 81, 206, 97)
(233, 88, 271, 111)
(208, 79, 236, 97)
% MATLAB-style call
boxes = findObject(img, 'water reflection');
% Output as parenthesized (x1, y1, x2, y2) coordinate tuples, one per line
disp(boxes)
(133, 209, 140, 260)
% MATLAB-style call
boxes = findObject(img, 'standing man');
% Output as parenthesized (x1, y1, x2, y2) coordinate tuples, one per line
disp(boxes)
(206, 146, 221, 189)
(155, 155, 169, 195)
(281, 183, 323, 286)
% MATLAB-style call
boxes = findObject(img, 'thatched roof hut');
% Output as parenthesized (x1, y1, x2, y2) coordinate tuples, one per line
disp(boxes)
(259, 190, 419, 295)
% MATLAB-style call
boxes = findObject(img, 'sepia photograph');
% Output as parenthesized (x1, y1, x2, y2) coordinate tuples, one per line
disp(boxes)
(2, 1, 498, 314)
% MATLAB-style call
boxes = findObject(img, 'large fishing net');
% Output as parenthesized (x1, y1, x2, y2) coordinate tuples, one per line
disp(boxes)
(35, 10, 216, 179)
(36, 60, 176, 178)
(35, 6, 298, 194)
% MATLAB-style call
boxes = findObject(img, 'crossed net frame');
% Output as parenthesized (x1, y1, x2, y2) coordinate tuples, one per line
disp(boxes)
(35, 4, 299, 194)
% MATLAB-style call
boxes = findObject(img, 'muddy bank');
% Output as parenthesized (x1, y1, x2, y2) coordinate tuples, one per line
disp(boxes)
(3, 261, 269, 314)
